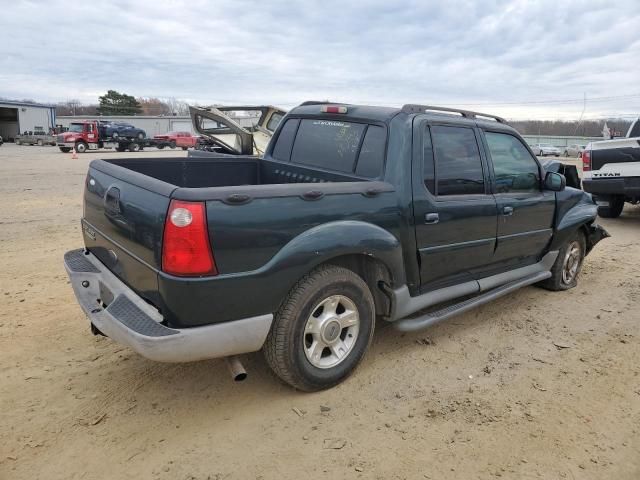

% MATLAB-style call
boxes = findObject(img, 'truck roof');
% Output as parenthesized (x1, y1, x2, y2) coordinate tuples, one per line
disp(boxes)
(289, 101, 511, 129)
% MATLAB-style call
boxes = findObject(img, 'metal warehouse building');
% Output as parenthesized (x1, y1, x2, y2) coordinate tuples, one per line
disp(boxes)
(0, 100, 57, 141)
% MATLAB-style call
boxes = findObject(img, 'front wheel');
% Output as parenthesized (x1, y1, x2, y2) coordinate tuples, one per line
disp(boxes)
(75, 142, 88, 153)
(59, 147, 71, 153)
(538, 231, 586, 291)
(263, 265, 375, 391)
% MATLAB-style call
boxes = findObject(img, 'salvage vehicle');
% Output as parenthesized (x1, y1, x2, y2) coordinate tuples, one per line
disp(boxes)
(563, 143, 586, 157)
(101, 121, 146, 140)
(57, 120, 163, 153)
(64, 102, 608, 391)
(154, 131, 200, 150)
(190, 105, 285, 155)
(531, 143, 561, 156)
(582, 117, 640, 218)
(15, 130, 56, 146)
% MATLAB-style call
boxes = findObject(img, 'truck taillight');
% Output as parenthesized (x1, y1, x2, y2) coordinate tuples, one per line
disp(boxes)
(582, 150, 591, 172)
(162, 200, 217, 276)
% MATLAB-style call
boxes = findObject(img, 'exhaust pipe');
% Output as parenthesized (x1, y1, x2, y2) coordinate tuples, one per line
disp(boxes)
(225, 356, 247, 382)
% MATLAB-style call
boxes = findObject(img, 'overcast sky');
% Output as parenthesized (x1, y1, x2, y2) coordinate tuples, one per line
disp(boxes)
(1, 0, 639, 119)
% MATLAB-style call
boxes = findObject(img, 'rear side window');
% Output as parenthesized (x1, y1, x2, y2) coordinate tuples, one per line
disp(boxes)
(272, 119, 300, 161)
(431, 126, 485, 196)
(355, 125, 386, 178)
(290, 120, 366, 173)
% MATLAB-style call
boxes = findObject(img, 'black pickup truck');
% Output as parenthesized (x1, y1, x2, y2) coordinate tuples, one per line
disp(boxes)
(64, 102, 608, 391)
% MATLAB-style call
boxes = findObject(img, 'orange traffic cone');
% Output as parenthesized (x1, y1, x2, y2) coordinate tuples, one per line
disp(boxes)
(71, 148, 78, 159)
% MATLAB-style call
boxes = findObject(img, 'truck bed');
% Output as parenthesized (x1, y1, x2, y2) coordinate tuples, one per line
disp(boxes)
(104, 154, 363, 188)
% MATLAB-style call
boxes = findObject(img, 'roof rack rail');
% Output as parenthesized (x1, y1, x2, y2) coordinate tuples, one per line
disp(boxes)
(401, 104, 508, 124)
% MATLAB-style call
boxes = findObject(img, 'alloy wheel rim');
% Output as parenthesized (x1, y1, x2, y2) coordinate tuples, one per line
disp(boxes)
(303, 294, 360, 369)
(562, 241, 581, 285)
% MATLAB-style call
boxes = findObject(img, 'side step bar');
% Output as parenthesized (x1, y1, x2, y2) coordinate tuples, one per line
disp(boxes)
(393, 271, 551, 332)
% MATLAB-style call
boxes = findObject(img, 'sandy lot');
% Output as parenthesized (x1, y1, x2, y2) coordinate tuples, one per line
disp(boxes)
(0, 143, 638, 480)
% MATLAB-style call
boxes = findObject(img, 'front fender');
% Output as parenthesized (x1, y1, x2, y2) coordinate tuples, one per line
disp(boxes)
(549, 188, 608, 253)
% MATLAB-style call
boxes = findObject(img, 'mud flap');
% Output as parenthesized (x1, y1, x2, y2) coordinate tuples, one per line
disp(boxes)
(585, 223, 610, 254)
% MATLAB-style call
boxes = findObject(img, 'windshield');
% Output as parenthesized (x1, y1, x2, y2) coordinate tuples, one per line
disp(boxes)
(69, 124, 84, 133)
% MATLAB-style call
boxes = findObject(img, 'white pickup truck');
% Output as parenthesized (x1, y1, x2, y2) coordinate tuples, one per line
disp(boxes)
(582, 118, 640, 217)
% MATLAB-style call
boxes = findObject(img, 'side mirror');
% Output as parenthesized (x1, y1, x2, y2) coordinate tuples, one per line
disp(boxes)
(544, 171, 566, 191)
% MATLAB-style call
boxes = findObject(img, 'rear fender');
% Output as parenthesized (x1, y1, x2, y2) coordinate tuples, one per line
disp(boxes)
(266, 220, 406, 289)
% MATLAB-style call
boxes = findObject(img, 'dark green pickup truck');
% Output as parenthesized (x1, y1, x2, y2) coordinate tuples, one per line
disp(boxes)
(64, 102, 608, 391)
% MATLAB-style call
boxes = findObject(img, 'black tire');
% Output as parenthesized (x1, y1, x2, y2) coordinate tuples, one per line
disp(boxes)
(181, 146, 188, 151)
(169, 141, 176, 149)
(264, 265, 375, 391)
(128, 143, 140, 152)
(116, 147, 126, 152)
(564, 150, 569, 157)
(538, 231, 586, 291)
(137, 132, 145, 140)
(597, 196, 624, 218)
(157, 144, 165, 150)
(75, 141, 88, 153)
(37, 139, 43, 146)
(59, 147, 71, 153)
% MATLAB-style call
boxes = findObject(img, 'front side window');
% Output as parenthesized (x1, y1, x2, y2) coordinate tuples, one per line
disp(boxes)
(485, 132, 540, 193)
(431, 125, 485, 196)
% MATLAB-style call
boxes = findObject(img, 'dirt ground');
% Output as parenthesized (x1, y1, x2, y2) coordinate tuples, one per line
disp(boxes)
(0, 143, 638, 480)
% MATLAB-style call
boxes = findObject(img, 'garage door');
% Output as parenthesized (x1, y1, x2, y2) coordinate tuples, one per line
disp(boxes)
(169, 120, 193, 133)
(0, 107, 19, 141)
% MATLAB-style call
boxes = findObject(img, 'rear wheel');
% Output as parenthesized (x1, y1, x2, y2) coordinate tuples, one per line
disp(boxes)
(59, 147, 71, 153)
(157, 144, 165, 150)
(137, 132, 145, 140)
(597, 195, 624, 218)
(538, 231, 586, 291)
(264, 265, 375, 391)
(128, 143, 141, 152)
(75, 141, 88, 153)
(169, 141, 176, 149)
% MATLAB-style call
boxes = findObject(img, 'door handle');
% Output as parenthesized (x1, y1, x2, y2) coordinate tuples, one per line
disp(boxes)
(424, 213, 439, 224)
(502, 206, 514, 216)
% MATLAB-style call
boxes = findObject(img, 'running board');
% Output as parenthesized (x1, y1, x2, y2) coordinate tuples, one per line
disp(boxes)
(393, 271, 551, 332)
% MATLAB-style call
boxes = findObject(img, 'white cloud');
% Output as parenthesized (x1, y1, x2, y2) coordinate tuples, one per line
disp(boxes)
(1, 0, 638, 119)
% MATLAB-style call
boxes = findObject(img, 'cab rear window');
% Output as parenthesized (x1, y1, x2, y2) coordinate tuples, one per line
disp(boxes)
(272, 118, 386, 178)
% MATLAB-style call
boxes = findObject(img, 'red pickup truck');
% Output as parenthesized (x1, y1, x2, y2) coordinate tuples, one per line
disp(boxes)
(153, 131, 199, 150)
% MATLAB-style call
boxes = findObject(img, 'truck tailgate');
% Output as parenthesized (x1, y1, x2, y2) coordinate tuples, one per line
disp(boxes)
(83, 162, 174, 305)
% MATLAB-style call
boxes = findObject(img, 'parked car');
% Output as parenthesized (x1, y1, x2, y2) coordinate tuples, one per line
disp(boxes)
(100, 121, 146, 140)
(64, 102, 608, 391)
(582, 117, 640, 218)
(532, 143, 561, 156)
(563, 144, 586, 157)
(153, 131, 199, 150)
(15, 131, 57, 146)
